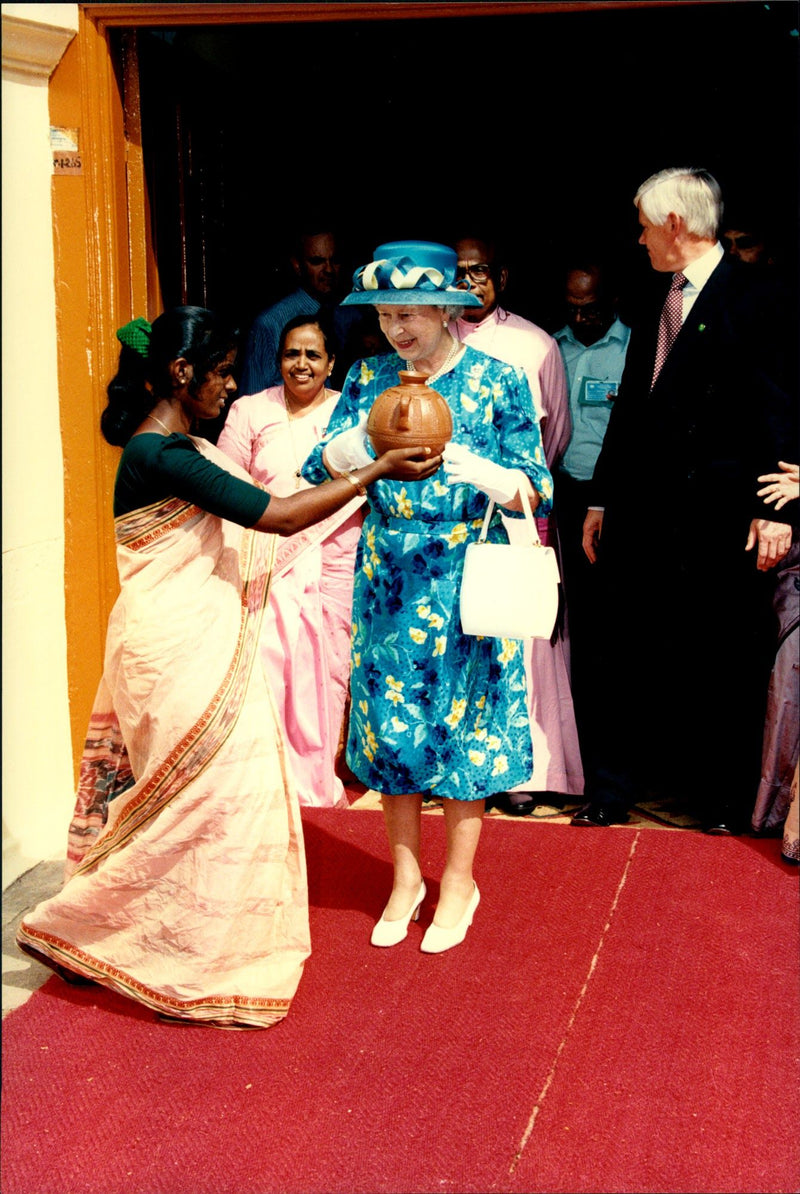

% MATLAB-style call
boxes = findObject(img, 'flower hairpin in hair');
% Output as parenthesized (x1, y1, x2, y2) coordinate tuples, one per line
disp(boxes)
(116, 317, 152, 358)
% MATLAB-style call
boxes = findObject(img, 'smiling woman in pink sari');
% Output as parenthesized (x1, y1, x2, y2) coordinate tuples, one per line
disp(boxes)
(16, 307, 440, 1029)
(218, 315, 363, 808)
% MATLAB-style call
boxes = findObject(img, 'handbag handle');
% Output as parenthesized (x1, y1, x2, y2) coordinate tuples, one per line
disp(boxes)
(477, 474, 542, 545)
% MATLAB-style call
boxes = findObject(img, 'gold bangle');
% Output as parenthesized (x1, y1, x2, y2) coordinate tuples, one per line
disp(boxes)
(341, 471, 368, 498)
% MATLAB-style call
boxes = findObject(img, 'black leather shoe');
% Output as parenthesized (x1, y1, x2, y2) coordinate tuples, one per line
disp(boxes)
(487, 792, 537, 815)
(501, 793, 537, 817)
(702, 820, 740, 836)
(570, 802, 628, 827)
(702, 804, 745, 834)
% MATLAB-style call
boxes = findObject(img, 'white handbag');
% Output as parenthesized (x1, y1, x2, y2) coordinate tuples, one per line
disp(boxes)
(459, 486, 560, 640)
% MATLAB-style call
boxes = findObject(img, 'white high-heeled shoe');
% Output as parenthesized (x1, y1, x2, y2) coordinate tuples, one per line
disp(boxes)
(420, 883, 480, 954)
(370, 881, 427, 947)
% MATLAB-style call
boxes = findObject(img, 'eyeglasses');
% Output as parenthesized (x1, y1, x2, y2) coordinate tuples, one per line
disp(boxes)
(566, 301, 606, 321)
(456, 263, 493, 284)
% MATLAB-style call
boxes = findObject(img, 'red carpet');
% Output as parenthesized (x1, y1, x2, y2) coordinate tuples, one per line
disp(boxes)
(2, 810, 798, 1194)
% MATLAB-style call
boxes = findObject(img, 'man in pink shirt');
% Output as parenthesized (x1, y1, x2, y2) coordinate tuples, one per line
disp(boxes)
(450, 235, 583, 815)
(450, 236, 571, 471)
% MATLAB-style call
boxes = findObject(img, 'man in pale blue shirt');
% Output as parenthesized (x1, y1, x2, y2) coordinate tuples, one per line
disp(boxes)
(556, 261, 631, 483)
(238, 228, 374, 395)
(553, 261, 630, 759)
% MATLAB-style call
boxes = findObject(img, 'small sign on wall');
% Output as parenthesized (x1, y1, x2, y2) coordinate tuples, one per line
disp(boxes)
(50, 127, 81, 175)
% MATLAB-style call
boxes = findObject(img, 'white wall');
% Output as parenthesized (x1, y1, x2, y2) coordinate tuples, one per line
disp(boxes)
(2, 3, 79, 885)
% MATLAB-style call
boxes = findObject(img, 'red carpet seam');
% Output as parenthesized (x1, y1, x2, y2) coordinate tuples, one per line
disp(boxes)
(508, 831, 642, 1175)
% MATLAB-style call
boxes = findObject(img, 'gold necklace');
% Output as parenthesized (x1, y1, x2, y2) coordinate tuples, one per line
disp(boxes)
(283, 385, 328, 421)
(146, 413, 173, 435)
(283, 386, 328, 489)
(424, 336, 463, 385)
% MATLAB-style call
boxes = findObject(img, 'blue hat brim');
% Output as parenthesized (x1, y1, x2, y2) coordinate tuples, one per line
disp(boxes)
(341, 288, 482, 307)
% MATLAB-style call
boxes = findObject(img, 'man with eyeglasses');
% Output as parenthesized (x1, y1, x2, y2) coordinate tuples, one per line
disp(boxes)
(451, 237, 570, 471)
(552, 260, 630, 764)
(450, 234, 584, 815)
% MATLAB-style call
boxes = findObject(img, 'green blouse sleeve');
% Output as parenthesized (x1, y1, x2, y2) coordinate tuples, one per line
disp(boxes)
(114, 433, 271, 526)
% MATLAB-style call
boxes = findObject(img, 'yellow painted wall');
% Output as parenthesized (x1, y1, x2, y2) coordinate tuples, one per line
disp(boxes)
(2, 3, 79, 885)
(3, 4, 160, 887)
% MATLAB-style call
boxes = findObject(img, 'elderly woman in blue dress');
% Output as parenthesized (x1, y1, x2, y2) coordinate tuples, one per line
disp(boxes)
(302, 242, 553, 953)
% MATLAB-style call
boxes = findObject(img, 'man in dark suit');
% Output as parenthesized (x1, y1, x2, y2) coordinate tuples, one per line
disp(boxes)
(571, 167, 795, 834)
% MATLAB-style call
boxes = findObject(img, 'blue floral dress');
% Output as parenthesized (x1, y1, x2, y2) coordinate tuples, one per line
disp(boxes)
(302, 346, 553, 800)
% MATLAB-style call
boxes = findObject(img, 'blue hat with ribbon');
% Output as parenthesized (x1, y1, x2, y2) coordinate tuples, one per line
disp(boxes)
(341, 240, 482, 307)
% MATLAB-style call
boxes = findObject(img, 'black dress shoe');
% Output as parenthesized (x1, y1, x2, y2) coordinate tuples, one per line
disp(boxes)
(487, 792, 536, 815)
(501, 793, 537, 817)
(701, 803, 745, 834)
(702, 820, 740, 836)
(570, 802, 628, 827)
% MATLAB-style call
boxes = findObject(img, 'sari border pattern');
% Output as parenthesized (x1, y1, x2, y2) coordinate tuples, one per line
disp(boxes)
(73, 503, 277, 879)
(115, 497, 202, 550)
(17, 929, 291, 1028)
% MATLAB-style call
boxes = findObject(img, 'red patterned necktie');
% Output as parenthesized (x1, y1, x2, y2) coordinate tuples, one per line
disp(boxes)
(651, 271, 687, 388)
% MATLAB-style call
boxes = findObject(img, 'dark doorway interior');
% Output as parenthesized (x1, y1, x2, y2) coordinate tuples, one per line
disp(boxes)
(121, 2, 798, 347)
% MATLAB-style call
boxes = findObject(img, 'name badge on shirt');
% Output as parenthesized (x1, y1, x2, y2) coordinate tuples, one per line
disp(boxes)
(579, 378, 617, 406)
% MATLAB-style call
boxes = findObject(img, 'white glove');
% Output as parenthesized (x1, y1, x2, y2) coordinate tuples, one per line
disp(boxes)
(442, 442, 525, 505)
(324, 411, 372, 473)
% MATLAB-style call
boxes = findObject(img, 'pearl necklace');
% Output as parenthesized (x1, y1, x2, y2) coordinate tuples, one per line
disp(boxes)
(420, 335, 463, 385)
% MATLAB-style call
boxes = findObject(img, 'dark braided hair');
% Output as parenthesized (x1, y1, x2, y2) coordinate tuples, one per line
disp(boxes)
(101, 306, 239, 446)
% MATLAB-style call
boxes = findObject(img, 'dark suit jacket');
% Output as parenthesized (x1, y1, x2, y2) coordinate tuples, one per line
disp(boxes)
(590, 255, 796, 579)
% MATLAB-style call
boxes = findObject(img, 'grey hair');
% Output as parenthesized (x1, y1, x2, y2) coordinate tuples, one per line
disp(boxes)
(442, 303, 469, 320)
(634, 167, 723, 239)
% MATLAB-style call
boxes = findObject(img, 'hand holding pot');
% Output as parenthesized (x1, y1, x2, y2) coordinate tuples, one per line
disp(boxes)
(375, 445, 443, 482)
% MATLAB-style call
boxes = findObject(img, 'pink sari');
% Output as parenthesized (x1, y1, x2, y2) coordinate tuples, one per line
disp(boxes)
(18, 441, 310, 1028)
(218, 388, 364, 807)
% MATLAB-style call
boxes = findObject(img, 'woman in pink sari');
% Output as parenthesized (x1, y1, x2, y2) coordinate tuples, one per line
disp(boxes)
(17, 307, 439, 1029)
(218, 315, 362, 807)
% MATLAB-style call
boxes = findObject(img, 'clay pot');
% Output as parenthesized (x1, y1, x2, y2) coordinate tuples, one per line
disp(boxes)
(367, 370, 453, 461)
